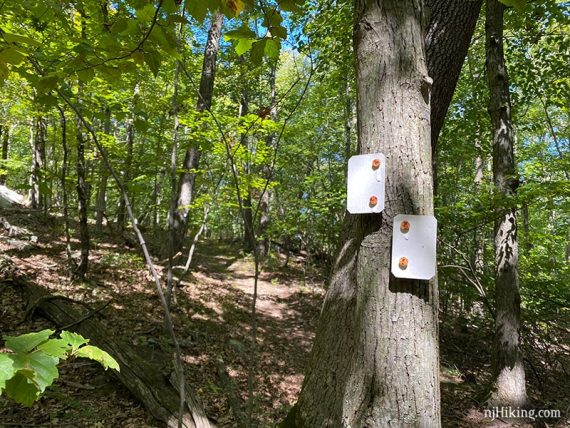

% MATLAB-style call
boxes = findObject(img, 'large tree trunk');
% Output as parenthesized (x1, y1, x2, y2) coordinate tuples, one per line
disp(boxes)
(286, 0, 440, 426)
(485, 0, 528, 408)
(168, 12, 223, 257)
(426, 0, 483, 194)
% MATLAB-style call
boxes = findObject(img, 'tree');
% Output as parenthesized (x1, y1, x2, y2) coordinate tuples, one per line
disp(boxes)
(286, 0, 440, 425)
(166, 12, 224, 303)
(486, 0, 528, 408)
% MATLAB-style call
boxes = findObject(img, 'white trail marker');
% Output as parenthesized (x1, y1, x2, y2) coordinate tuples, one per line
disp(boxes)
(347, 153, 386, 214)
(391, 214, 437, 280)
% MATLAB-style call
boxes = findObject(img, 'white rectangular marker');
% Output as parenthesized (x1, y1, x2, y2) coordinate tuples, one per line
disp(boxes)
(346, 153, 386, 214)
(391, 214, 437, 280)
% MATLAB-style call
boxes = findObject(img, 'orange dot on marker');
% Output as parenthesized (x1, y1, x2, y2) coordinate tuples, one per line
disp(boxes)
(369, 195, 378, 207)
(372, 158, 381, 170)
(400, 220, 410, 233)
(399, 257, 409, 270)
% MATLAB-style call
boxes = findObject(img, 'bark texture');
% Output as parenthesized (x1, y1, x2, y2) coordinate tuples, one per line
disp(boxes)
(426, 0, 483, 192)
(168, 12, 223, 256)
(287, 0, 440, 426)
(486, 0, 528, 408)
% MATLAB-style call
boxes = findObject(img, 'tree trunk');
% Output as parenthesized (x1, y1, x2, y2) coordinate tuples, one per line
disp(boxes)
(426, 0, 483, 194)
(75, 115, 90, 280)
(473, 135, 485, 275)
(0, 125, 9, 185)
(343, 77, 353, 179)
(168, 12, 223, 257)
(258, 62, 278, 256)
(57, 107, 74, 269)
(95, 107, 111, 233)
(29, 117, 47, 210)
(117, 86, 139, 232)
(486, 0, 528, 408)
(286, 1, 440, 426)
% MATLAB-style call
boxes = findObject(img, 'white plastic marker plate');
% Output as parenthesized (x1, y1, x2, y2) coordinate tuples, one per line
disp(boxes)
(347, 153, 386, 214)
(391, 214, 437, 280)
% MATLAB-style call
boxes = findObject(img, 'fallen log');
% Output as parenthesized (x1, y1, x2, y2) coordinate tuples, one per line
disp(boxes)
(10, 278, 214, 428)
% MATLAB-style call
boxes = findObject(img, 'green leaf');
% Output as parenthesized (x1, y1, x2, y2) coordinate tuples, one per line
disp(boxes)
(250, 39, 266, 65)
(77, 67, 95, 82)
(0, 354, 16, 394)
(499, 0, 527, 12)
(0, 48, 26, 65)
(262, 8, 283, 28)
(224, 0, 245, 17)
(269, 25, 287, 39)
(4, 372, 40, 407)
(37, 339, 70, 359)
(11, 351, 59, 394)
(144, 52, 162, 77)
(60, 331, 89, 352)
(132, 50, 145, 66)
(137, 4, 157, 23)
(185, 0, 209, 23)
(2, 32, 41, 47)
(264, 38, 281, 59)
(235, 38, 255, 55)
(5, 330, 54, 353)
(36, 75, 59, 93)
(279, 0, 302, 13)
(224, 26, 256, 41)
(75, 346, 120, 371)
(110, 18, 129, 34)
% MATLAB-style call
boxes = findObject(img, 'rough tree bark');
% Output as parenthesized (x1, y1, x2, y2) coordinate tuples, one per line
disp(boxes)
(286, 0, 440, 426)
(426, 0, 483, 193)
(486, 0, 528, 408)
(168, 12, 224, 257)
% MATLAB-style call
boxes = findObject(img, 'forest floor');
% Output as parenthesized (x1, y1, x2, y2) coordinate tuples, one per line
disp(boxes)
(0, 207, 568, 427)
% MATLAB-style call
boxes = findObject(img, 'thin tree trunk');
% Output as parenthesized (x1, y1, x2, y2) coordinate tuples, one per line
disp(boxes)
(0, 125, 8, 185)
(95, 107, 111, 232)
(168, 12, 223, 257)
(57, 106, 74, 269)
(474, 135, 485, 275)
(258, 62, 278, 256)
(75, 110, 90, 280)
(286, 0, 440, 426)
(29, 117, 47, 209)
(486, 0, 528, 408)
(343, 77, 352, 179)
(117, 85, 139, 232)
(426, 0, 483, 195)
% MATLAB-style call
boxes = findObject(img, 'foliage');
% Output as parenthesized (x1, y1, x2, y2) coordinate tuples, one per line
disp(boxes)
(0, 329, 119, 407)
